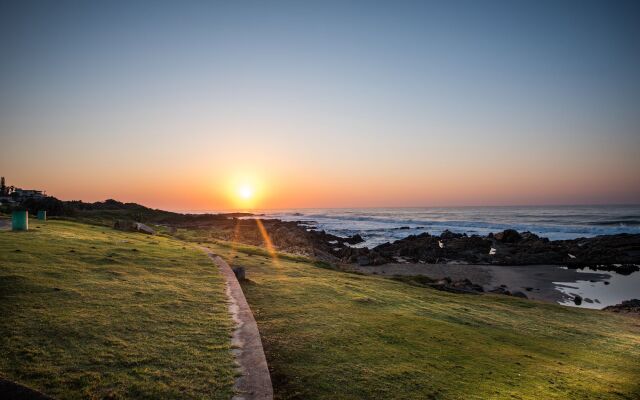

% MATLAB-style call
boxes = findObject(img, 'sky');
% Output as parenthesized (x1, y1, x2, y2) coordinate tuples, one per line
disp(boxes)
(1, 0, 639, 211)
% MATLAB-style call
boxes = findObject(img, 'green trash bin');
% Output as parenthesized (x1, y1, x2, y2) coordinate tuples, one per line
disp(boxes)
(37, 210, 47, 221)
(12, 210, 28, 231)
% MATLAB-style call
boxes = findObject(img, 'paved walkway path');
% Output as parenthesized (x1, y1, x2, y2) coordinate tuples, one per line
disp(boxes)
(202, 248, 273, 400)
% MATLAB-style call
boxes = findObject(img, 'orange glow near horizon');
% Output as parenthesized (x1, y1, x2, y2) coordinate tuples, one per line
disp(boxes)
(3, 146, 640, 211)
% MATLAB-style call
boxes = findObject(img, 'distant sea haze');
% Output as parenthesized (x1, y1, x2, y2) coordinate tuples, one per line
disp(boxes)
(220, 205, 640, 248)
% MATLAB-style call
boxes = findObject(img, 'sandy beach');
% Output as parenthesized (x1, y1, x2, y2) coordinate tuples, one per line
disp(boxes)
(350, 263, 614, 304)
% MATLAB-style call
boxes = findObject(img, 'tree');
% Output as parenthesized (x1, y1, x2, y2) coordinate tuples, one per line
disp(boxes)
(0, 176, 5, 196)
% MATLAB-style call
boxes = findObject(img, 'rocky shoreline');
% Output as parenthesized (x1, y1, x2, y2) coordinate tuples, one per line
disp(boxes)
(336, 229, 640, 274)
(163, 215, 640, 311)
(172, 215, 640, 274)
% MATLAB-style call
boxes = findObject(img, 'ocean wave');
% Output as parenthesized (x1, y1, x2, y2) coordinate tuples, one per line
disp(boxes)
(587, 220, 640, 226)
(260, 206, 640, 246)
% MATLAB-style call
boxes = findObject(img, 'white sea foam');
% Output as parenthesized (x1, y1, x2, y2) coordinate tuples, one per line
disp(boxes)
(235, 205, 640, 248)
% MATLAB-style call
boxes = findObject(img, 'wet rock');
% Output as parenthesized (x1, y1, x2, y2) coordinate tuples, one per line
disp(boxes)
(520, 231, 540, 241)
(343, 234, 364, 245)
(494, 229, 522, 243)
(489, 287, 511, 295)
(573, 295, 583, 306)
(371, 230, 640, 267)
(440, 230, 464, 240)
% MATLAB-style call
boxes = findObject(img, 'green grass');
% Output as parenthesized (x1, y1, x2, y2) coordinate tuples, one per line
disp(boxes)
(205, 240, 640, 400)
(0, 220, 235, 399)
(3, 220, 640, 399)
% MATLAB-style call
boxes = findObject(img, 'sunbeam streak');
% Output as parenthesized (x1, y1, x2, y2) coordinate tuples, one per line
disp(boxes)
(254, 218, 279, 265)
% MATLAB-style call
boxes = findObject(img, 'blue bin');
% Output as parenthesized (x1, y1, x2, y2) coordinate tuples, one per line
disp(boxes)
(12, 211, 28, 231)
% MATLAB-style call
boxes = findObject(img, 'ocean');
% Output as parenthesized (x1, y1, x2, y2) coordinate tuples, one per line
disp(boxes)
(244, 205, 640, 248)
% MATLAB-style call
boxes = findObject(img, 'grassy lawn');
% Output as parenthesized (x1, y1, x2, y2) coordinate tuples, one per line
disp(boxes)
(0, 220, 235, 399)
(204, 240, 640, 400)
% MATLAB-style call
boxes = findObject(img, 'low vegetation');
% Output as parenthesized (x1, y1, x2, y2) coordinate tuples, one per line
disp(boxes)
(0, 220, 235, 399)
(205, 240, 640, 400)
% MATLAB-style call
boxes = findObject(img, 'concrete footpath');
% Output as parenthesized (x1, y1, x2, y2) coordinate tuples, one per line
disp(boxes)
(202, 248, 273, 400)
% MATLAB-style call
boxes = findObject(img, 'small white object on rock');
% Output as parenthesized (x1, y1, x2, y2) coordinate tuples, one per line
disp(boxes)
(438, 241, 444, 248)
(568, 254, 576, 259)
(489, 248, 497, 255)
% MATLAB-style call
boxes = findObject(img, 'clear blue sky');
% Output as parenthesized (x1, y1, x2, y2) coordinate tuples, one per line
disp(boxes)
(1, 1, 639, 209)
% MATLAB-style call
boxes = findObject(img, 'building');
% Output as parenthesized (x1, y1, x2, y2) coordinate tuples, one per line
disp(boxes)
(13, 189, 46, 199)
(0, 177, 46, 204)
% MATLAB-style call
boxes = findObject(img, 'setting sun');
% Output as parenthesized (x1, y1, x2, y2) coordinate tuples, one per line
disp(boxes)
(224, 174, 265, 209)
(238, 185, 253, 200)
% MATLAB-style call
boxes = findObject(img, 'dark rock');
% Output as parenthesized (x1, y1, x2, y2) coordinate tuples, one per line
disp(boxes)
(489, 287, 511, 295)
(520, 231, 540, 241)
(344, 234, 364, 245)
(440, 230, 464, 240)
(356, 255, 371, 266)
(603, 299, 640, 315)
(494, 229, 522, 243)
(232, 267, 246, 281)
(428, 277, 483, 294)
(573, 295, 583, 306)
(161, 211, 640, 269)
(511, 291, 528, 299)
(113, 220, 154, 235)
(436, 277, 452, 285)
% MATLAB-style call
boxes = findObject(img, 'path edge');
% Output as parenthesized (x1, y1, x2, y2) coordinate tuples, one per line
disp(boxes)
(202, 248, 273, 400)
